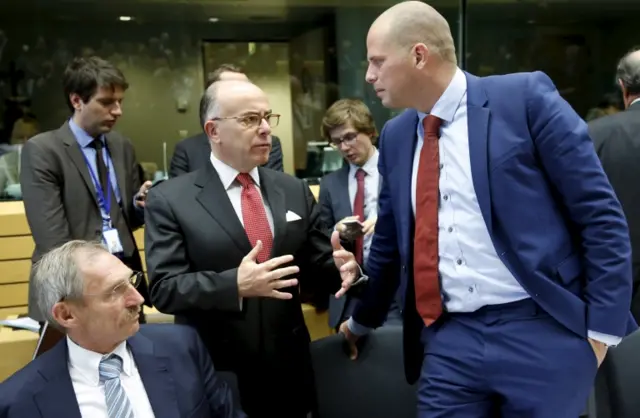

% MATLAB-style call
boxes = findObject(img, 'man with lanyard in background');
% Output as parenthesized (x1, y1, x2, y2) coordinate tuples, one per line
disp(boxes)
(21, 56, 152, 330)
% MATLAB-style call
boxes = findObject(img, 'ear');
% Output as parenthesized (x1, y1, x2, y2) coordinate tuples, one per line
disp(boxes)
(412, 43, 429, 69)
(204, 120, 220, 144)
(52, 301, 79, 330)
(69, 93, 84, 112)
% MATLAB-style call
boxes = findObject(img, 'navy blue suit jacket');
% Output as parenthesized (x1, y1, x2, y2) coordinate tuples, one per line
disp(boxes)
(0, 324, 245, 418)
(352, 71, 637, 384)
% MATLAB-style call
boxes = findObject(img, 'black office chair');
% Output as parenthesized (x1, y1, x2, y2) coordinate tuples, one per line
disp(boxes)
(310, 325, 417, 418)
(593, 329, 640, 418)
(217, 371, 242, 408)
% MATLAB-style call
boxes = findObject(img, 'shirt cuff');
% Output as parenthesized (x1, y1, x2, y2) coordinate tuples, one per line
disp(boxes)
(239, 297, 243, 310)
(347, 317, 372, 336)
(587, 330, 622, 347)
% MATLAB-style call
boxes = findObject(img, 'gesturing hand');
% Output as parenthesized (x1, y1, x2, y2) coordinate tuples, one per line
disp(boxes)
(331, 231, 360, 298)
(237, 240, 300, 299)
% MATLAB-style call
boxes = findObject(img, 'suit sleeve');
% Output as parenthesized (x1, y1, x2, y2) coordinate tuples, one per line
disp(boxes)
(297, 181, 342, 295)
(144, 187, 242, 314)
(526, 71, 632, 337)
(20, 139, 73, 252)
(352, 125, 402, 329)
(169, 141, 189, 178)
(265, 136, 284, 172)
(318, 176, 336, 231)
(189, 327, 247, 418)
(126, 141, 145, 229)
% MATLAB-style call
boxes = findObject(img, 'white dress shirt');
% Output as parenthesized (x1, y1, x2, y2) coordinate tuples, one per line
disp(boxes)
(209, 152, 274, 234)
(347, 150, 380, 264)
(67, 337, 155, 418)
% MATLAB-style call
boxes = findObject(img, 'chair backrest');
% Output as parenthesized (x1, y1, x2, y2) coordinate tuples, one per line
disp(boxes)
(217, 370, 242, 408)
(594, 329, 640, 418)
(310, 325, 417, 418)
(32, 321, 65, 359)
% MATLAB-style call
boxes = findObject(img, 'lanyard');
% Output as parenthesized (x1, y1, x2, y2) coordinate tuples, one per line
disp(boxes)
(81, 145, 112, 222)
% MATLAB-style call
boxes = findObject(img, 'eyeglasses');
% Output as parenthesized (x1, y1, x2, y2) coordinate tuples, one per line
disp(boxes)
(62, 271, 144, 301)
(212, 113, 280, 129)
(329, 131, 359, 149)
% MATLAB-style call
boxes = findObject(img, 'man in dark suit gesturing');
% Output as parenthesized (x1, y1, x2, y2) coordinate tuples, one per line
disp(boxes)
(0, 240, 245, 418)
(144, 79, 357, 418)
(589, 46, 640, 322)
(169, 64, 284, 177)
(20, 57, 152, 324)
(335, 2, 635, 417)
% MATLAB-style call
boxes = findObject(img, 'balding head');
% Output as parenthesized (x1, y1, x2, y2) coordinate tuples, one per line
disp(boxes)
(365, 1, 458, 112)
(372, 1, 456, 64)
(202, 80, 274, 172)
(617, 47, 640, 108)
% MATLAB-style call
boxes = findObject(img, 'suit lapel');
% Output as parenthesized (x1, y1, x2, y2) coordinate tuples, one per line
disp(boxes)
(60, 122, 100, 208)
(259, 167, 287, 257)
(195, 163, 252, 254)
(105, 134, 129, 205)
(128, 333, 180, 418)
(336, 165, 353, 219)
(33, 340, 83, 418)
(398, 112, 418, 260)
(465, 72, 493, 233)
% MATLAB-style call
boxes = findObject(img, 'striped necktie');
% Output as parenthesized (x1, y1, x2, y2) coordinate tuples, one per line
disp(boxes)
(99, 354, 135, 418)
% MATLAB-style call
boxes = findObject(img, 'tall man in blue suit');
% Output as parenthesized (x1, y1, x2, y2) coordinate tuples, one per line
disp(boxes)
(334, 2, 636, 417)
(0, 240, 244, 418)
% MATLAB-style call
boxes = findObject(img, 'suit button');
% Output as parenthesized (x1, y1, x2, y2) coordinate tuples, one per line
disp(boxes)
(402, 265, 407, 272)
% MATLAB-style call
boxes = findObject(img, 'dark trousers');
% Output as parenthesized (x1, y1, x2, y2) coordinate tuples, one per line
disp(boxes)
(417, 298, 597, 417)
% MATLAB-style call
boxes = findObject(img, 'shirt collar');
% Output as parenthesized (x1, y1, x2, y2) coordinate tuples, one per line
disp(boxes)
(631, 98, 640, 107)
(349, 148, 379, 178)
(67, 336, 132, 386)
(417, 67, 467, 125)
(68, 118, 105, 148)
(209, 152, 260, 190)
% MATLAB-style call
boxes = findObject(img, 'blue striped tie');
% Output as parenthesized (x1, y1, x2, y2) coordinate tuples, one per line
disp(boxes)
(99, 354, 135, 418)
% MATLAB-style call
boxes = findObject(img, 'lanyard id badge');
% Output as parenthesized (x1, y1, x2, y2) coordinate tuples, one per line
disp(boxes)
(81, 146, 124, 254)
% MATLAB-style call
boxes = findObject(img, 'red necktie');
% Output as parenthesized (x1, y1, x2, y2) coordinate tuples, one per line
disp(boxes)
(414, 115, 443, 326)
(353, 168, 366, 264)
(237, 173, 273, 263)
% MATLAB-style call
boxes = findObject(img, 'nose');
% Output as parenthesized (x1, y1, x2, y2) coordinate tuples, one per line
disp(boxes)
(365, 65, 377, 84)
(111, 102, 123, 116)
(258, 117, 272, 135)
(126, 286, 145, 307)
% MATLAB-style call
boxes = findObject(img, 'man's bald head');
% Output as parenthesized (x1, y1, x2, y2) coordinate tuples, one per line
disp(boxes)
(371, 0, 456, 64)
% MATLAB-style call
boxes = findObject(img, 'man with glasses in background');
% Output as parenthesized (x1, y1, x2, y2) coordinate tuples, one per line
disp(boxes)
(318, 98, 402, 330)
(0, 240, 245, 418)
(144, 79, 359, 418)
(169, 63, 284, 177)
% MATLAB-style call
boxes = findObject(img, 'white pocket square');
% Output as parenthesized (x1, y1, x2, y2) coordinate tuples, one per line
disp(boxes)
(286, 211, 302, 222)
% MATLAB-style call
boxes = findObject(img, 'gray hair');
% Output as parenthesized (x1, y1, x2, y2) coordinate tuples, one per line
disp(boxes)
(199, 82, 222, 131)
(32, 240, 108, 328)
(616, 46, 640, 95)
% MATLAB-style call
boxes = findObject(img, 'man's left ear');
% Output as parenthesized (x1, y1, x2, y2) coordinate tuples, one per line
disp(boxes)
(413, 44, 429, 69)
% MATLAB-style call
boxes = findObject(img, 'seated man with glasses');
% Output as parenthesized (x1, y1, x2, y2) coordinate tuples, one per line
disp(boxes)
(0, 240, 245, 418)
(318, 98, 403, 330)
(144, 79, 358, 418)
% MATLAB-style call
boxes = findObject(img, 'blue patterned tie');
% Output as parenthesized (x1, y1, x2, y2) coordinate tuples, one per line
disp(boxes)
(99, 354, 135, 418)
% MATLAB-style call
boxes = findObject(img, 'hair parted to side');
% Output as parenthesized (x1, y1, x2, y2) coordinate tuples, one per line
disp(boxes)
(32, 240, 108, 329)
(616, 46, 640, 96)
(321, 98, 378, 144)
(384, 1, 457, 65)
(62, 56, 128, 113)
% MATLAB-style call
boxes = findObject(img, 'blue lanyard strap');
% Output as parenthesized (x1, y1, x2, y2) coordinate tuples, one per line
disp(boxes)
(81, 144, 112, 217)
